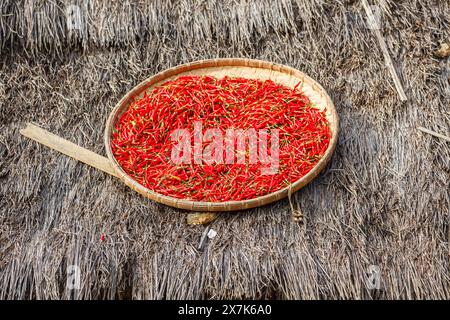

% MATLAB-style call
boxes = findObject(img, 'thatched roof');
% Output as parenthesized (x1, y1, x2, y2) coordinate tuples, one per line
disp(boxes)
(0, 0, 449, 299)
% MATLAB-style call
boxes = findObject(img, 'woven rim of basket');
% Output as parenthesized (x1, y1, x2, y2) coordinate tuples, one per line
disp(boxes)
(104, 58, 339, 211)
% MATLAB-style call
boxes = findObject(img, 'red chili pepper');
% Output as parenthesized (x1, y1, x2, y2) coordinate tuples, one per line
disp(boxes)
(111, 75, 331, 202)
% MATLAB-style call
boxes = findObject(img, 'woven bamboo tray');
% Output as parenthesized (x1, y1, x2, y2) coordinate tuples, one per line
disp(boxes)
(104, 58, 339, 211)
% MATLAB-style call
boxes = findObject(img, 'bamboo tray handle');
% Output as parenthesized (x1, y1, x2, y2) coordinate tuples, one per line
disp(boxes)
(20, 123, 118, 177)
(19, 123, 216, 225)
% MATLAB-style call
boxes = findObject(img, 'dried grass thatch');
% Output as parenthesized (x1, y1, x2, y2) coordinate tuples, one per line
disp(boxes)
(0, 0, 449, 299)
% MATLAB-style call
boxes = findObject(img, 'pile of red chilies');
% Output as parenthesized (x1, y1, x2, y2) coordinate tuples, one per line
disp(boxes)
(112, 75, 331, 202)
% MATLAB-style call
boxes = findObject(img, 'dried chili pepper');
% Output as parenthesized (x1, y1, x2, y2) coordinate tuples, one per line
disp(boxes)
(111, 75, 331, 202)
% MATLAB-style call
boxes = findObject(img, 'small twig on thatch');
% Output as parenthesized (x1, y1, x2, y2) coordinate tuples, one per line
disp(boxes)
(197, 226, 217, 251)
(417, 127, 450, 142)
(197, 225, 211, 250)
(361, 0, 408, 101)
